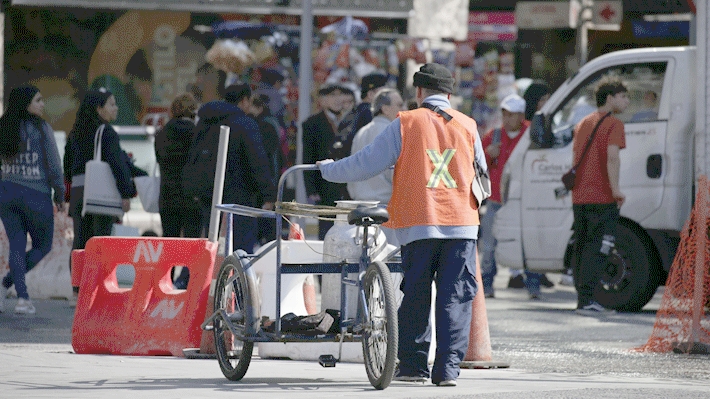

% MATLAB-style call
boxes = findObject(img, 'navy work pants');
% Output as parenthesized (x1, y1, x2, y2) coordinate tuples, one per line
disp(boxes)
(398, 238, 478, 383)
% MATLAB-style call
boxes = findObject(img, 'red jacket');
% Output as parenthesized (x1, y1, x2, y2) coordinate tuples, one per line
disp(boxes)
(481, 120, 529, 203)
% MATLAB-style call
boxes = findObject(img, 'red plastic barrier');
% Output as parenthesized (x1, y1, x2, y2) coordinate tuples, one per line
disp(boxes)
(71, 249, 85, 289)
(72, 237, 218, 357)
(194, 250, 226, 357)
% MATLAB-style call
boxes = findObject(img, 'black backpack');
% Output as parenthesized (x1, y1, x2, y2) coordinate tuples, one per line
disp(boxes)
(181, 124, 222, 206)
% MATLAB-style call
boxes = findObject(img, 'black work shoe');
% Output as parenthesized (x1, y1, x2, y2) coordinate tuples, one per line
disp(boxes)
(507, 274, 525, 289)
(394, 369, 429, 383)
(540, 274, 555, 288)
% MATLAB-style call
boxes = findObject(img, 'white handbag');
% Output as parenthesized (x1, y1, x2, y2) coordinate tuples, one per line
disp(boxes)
(81, 124, 125, 218)
(134, 164, 160, 213)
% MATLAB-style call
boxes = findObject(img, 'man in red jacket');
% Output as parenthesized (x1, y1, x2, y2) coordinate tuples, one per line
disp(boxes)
(479, 94, 545, 299)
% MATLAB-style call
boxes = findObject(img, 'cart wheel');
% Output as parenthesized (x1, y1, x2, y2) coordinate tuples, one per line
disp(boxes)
(214, 250, 260, 381)
(361, 261, 398, 390)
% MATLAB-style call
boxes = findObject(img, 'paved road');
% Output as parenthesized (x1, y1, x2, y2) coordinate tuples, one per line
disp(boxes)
(2, 270, 709, 398)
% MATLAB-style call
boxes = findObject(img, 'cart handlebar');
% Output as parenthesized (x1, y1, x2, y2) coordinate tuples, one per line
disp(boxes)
(277, 164, 319, 204)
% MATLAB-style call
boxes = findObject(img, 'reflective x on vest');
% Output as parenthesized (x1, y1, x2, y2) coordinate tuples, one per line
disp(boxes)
(426, 148, 457, 189)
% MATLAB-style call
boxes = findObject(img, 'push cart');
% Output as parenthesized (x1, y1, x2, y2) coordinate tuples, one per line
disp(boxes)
(201, 164, 400, 390)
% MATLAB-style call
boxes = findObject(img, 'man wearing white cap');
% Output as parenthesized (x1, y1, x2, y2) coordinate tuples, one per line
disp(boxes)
(479, 94, 543, 299)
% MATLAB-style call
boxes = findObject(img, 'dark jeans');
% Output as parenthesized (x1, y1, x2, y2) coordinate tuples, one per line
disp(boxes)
(69, 186, 116, 251)
(196, 202, 258, 252)
(398, 238, 477, 384)
(68, 186, 118, 292)
(162, 205, 203, 290)
(572, 203, 619, 307)
(0, 181, 54, 299)
(160, 206, 202, 238)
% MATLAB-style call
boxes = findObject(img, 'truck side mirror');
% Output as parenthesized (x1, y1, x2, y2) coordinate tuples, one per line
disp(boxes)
(529, 112, 554, 149)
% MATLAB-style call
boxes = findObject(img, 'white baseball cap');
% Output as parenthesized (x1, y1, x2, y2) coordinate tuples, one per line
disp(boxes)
(500, 94, 526, 114)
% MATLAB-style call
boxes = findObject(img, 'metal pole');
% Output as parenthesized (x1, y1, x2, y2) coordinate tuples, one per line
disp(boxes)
(578, 0, 593, 68)
(296, 0, 313, 206)
(0, 10, 4, 115)
(579, 22, 588, 67)
(208, 125, 231, 242)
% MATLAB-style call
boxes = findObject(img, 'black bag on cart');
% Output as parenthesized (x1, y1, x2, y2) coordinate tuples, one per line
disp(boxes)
(264, 311, 335, 335)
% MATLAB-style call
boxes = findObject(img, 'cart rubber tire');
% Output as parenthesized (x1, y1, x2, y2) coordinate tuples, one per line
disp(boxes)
(361, 261, 398, 390)
(214, 250, 260, 381)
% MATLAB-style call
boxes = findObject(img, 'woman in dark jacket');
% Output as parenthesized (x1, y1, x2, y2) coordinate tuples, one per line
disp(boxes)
(0, 85, 65, 314)
(155, 93, 199, 290)
(64, 90, 135, 254)
(154, 93, 200, 238)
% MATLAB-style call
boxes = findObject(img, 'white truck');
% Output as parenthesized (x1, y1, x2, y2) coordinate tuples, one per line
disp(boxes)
(493, 45, 697, 311)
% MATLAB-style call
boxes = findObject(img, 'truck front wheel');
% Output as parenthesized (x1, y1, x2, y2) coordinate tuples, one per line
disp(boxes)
(593, 223, 661, 312)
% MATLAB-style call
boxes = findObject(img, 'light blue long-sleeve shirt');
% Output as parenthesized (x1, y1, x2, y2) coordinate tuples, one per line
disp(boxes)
(319, 95, 487, 246)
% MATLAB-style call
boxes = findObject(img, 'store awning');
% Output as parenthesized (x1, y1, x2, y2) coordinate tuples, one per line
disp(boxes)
(10, 0, 414, 18)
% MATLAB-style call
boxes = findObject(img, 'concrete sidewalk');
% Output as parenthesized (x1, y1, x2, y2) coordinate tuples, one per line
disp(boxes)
(1, 274, 709, 398)
(2, 345, 709, 399)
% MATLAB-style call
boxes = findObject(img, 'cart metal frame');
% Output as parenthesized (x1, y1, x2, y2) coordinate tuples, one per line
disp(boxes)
(202, 164, 400, 389)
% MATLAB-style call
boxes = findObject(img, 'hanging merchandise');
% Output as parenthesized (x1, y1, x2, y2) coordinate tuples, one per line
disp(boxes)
(205, 39, 256, 75)
(396, 38, 427, 64)
(312, 17, 404, 89)
(455, 41, 475, 67)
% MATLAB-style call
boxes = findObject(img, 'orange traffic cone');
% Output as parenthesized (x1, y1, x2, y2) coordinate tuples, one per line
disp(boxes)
(460, 248, 510, 369)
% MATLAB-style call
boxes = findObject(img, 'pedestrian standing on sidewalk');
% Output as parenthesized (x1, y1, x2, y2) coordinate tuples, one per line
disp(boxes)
(318, 63, 485, 387)
(155, 93, 201, 290)
(348, 72, 388, 137)
(302, 84, 351, 239)
(64, 90, 135, 296)
(570, 76, 628, 316)
(479, 94, 540, 298)
(347, 88, 405, 246)
(155, 93, 200, 239)
(0, 85, 66, 314)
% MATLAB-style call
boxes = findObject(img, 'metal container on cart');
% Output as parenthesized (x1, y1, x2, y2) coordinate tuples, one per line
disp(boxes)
(321, 200, 389, 316)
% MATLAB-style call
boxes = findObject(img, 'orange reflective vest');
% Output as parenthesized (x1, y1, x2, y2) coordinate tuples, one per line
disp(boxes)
(384, 107, 480, 229)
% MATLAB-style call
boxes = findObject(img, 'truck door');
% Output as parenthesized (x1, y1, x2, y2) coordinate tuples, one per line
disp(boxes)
(521, 62, 670, 272)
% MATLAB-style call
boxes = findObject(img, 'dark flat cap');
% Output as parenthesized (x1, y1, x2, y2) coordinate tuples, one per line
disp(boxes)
(413, 63, 455, 94)
(360, 73, 387, 99)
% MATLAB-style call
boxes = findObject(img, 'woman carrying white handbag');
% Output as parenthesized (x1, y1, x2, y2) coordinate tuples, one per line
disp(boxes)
(63, 90, 135, 294)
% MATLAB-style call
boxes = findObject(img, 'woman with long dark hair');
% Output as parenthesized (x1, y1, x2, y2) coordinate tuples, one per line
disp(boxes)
(64, 90, 135, 259)
(0, 85, 65, 314)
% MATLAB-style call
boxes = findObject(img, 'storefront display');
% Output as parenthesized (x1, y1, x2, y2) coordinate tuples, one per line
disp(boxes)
(455, 11, 518, 134)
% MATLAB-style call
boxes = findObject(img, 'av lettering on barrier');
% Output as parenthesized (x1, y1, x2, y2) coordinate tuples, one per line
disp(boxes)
(133, 241, 164, 263)
(150, 299, 185, 320)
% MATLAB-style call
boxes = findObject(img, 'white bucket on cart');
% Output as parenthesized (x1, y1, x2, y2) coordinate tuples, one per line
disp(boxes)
(250, 240, 322, 321)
